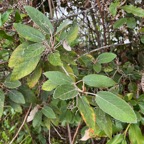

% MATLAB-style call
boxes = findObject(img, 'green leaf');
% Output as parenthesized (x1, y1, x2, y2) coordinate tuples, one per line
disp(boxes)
(27, 65, 42, 88)
(113, 18, 127, 29)
(95, 109, 112, 138)
(4, 75, 21, 88)
(1, 9, 13, 24)
(62, 23, 79, 44)
(10, 55, 41, 80)
(0, 14, 2, 27)
(140, 35, 144, 44)
(96, 91, 137, 123)
(44, 71, 73, 85)
(53, 84, 78, 100)
(42, 106, 56, 119)
(109, 2, 120, 17)
(25, 6, 54, 33)
(0, 30, 14, 41)
(0, 89, 5, 117)
(19, 85, 37, 104)
(129, 124, 144, 144)
(93, 63, 102, 73)
(121, 5, 144, 17)
(107, 134, 124, 144)
(56, 20, 72, 34)
(8, 90, 25, 104)
(97, 52, 116, 64)
(48, 51, 63, 66)
(78, 96, 96, 130)
(22, 43, 45, 58)
(126, 18, 136, 29)
(83, 74, 116, 88)
(9, 101, 22, 113)
(13, 23, 45, 42)
(42, 80, 58, 91)
(32, 111, 42, 128)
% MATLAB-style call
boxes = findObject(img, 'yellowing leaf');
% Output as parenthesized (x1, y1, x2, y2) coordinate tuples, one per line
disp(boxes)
(27, 66, 42, 88)
(42, 80, 58, 91)
(8, 42, 29, 68)
(11, 55, 41, 80)
(78, 96, 96, 130)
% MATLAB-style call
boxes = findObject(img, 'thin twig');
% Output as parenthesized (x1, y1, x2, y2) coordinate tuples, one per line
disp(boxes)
(9, 104, 32, 144)
(48, 127, 52, 144)
(74, 42, 131, 61)
(67, 123, 72, 144)
(52, 124, 65, 140)
(71, 123, 81, 144)
(52, 3, 97, 22)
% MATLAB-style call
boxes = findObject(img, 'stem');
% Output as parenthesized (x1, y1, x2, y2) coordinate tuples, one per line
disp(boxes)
(123, 124, 131, 138)
(71, 123, 81, 144)
(9, 104, 32, 144)
(67, 124, 72, 144)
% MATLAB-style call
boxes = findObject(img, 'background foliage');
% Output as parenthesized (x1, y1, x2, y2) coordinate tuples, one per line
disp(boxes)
(1, 0, 144, 143)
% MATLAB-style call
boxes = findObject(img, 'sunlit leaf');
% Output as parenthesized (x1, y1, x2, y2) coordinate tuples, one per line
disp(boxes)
(42, 80, 58, 91)
(97, 52, 116, 64)
(128, 124, 144, 143)
(96, 91, 137, 123)
(9, 42, 29, 68)
(44, 71, 73, 85)
(56, 19, 72, 34)
(48, 51, 63, 66)
(11, 55, 41, 80)
(121, 5, 144, 17)
(107, 134, 124, 144)
(109, 2, 120, 17)
(93, 63, 102, 73)
(113, 18, 127, 29)
(53, 84, 78, 100)
(14, 23, 45, 42)
(83, 74, 116, 88)
(25, 6, 54, 33)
